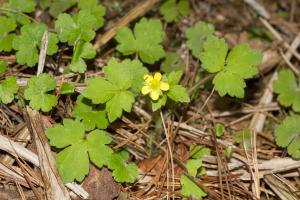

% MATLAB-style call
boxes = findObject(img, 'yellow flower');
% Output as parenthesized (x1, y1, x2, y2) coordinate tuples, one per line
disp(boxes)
(141, 72, 169, 100)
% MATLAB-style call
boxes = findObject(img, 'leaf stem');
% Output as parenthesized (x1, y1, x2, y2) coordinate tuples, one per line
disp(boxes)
(0, 8, 38, 23)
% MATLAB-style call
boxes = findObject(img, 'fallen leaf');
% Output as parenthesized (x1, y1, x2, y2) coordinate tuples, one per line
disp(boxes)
(82, 165, 120, 200)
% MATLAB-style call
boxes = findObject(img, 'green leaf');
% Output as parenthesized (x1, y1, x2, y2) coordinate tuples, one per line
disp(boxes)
(46, 119, 85, 148)
(46, 119, 87, 182)
(0, 16, 16, 52)
(226, 43, 261, 78)
(275, 115, 300, 159)
(72, 95, 109, 131)
(78, 0, 106, 29)
(48, 122, 88, 183)
(163, 70, 190, 103)
(152, 94, 167, 111)
(103, 58, 148, 93)
(87, 129, 113, 168)
(167, 70, 183, 86)
(60, 82, 75, 94)
(46, 119, 114, 182)
(200, 36, 262, 98)
(273, 70, 300, 112)
(39, 0, 77, 17)
(186, 21, 214, 57)
(180, 175, 207, 199)
(159, 0, 189, 23)
(198, 166, 206, 176)
(0, 76, 19, 104)
(106, 91, 135, 122)
(161, 52, 184, 74)
(200, 36, 228, 73)
(225, 145, 233, 159)
(186, 159, 202, 177)
(83, 58, 139, 122)
(215, 123, 224, 137)
(120, 59, 148, 93)
(116, 18, 165, 64)
(190, 145, 211, 159)
(0, 60, 8, 75)
(104, 58, 132, 90)
(13, 23, 58, 67)
(69, 41, 96, 73)
(77, 0, 97, 9)
(235, 128, 252, 149)
(56, 140, 89, 183)
(24, 73, 57, 112)
(55, 10, 97, 45)
(167, 85, 190, 103)
(82, 77, 117, 104)
(108, 151, 138, 183)
(213, 70, 246, 98)
(2, 0, 36, 24)
(219, 43, 261, 97)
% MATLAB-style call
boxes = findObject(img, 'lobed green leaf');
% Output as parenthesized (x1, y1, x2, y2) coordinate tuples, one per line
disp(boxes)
(13, 23, 58, 67)
(0, 76, 19, 104)
(186, 21, 215, 58)
(24, 73, 57, 112)
(273, 70, 300, 112)
(108, 151, 138, 183)
(116, 18, 165, 64)
(72, 95, 108, 131)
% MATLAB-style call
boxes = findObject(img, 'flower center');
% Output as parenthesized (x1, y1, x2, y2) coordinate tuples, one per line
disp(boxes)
(150, 79, 160, 90)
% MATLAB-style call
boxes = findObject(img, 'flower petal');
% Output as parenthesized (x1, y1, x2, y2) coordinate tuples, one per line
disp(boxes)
(144, 74, 153, 83)
(141, 86, 151, 95)
(154, 72, 162, 81)
(160, 82, 169, 91)
(150, 90, 160, 100)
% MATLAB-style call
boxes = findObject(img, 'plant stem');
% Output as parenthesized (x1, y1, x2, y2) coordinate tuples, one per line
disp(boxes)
(160, 110, 175, 199)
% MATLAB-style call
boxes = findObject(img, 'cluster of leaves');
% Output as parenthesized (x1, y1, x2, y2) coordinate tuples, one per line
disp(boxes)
(115, 17, 190, 110)
(181, 145, 211, 199)
(54, 0, 105, 73)
(272, 70, 300, 159)
(1, 0, 59, 68)
(0, 0, 191, 185)
(0, 1, 276, 197)
(2, 0, 36, 25)
(186, 22, 262, 98)
(0, 67, 60, 112)
(13, 23, 58, 67)
(46, 119, 138, 183)
(82, 58, 148, 122)
(1, 0, 105, 72)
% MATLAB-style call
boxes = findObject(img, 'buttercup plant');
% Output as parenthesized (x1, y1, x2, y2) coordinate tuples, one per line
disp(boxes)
(1, 0, 289, 198)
